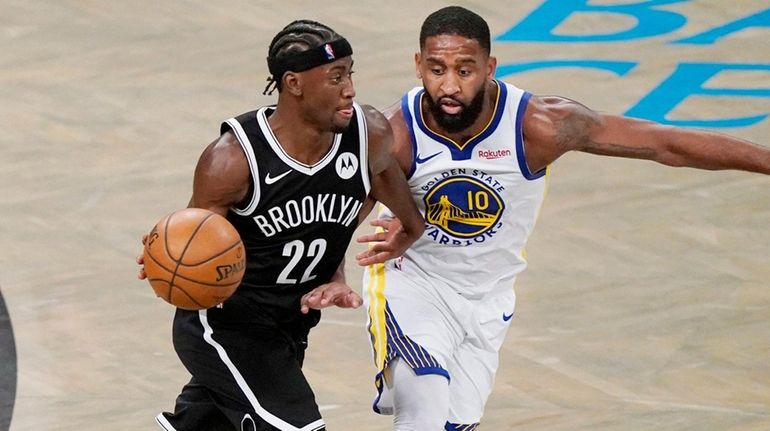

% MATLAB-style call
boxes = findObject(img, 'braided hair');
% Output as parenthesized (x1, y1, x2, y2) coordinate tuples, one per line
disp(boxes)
(263, 20, 343, 95)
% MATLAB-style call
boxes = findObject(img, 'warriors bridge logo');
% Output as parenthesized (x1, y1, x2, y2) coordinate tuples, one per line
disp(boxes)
(424, 176, 504, 239)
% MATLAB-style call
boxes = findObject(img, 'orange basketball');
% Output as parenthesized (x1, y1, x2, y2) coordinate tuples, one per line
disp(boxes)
(143, 208, 246, 310)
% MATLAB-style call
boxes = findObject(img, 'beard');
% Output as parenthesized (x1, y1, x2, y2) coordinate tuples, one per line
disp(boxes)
(424, 85, 486, 134)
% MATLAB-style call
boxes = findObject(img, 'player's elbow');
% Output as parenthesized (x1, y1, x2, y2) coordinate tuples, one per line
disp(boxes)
(655, 149, 690, 168)
(648, 125, 696, 168)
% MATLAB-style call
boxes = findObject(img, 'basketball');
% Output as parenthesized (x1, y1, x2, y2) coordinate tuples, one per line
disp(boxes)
(143, 208, 246, 310)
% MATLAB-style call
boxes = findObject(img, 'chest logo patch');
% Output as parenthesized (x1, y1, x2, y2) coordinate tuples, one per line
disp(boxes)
(423, 175, 504, 238)
(335, 152, 358, 179)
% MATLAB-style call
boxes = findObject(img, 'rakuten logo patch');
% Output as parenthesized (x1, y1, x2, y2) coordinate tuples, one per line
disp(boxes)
(478, 149, 512, 159)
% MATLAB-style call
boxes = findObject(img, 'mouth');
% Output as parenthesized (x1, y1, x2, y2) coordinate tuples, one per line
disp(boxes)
(439, 99, 463, 115)
(337, 106, 354, 119)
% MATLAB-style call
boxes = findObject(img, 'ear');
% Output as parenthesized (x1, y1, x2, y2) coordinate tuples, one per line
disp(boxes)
(283, 71, 303, 96)
(487, 56, 497, 80)
(414, 51, 422, 79)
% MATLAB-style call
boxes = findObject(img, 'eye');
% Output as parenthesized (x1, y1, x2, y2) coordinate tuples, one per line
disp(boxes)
(430, 67, 444, 75)
(330, 70, 354, 84)
(458, 68, 472, 76)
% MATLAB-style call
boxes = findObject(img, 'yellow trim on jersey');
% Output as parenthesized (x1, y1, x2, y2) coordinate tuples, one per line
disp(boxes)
(418, 81, 501, 150)
(366, 262, 387, 369)
(366, 222, 388, 370)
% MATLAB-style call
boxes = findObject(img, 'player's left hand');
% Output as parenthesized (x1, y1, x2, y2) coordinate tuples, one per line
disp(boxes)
(355, 217, 411, 266)
(300, 281, 363, 314)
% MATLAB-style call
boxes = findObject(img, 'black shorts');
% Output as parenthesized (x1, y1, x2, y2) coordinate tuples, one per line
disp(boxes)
(156, 308, 325, 431)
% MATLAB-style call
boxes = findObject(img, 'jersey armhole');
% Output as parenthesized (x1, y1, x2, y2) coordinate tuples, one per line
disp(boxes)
(515, 92, 547, 181)
(401, 92, 418, 180)
(354, 103, 371, 195)
(222, 118, 262, 214)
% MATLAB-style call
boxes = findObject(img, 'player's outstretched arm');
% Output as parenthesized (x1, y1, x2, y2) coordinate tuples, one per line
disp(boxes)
(522, 95, 770, 174)
(359, 105, 425, 265)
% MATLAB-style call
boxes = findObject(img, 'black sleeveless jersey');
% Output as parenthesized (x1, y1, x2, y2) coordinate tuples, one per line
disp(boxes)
(217, 103, 370, 326)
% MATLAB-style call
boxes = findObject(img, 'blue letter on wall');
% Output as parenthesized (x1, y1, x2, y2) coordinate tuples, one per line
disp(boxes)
(625, 63, 770, 127)
(496, 0, 689, 42)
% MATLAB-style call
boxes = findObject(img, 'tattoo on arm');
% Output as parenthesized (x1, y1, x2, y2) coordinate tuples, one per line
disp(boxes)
(581, 142, 657, 159)
(556, 110, 655, 160)
(554, 109, 599, 151)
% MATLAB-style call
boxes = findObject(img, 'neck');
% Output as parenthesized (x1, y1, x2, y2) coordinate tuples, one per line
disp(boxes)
(268, 105, 335, 165)
(425, 80, 499, 147)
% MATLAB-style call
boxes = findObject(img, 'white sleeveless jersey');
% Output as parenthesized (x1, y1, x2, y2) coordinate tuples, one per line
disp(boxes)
(383, 81, 547, 298)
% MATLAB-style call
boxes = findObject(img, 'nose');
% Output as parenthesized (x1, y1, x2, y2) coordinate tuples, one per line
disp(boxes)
(439, 72, 460, 96)
(342, 77, 355, 99)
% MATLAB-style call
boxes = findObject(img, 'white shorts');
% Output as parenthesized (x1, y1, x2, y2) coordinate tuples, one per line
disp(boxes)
(363, 257, 516, 425)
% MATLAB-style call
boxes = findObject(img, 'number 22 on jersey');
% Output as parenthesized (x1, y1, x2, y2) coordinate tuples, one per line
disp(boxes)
(276, 239, 327, 284)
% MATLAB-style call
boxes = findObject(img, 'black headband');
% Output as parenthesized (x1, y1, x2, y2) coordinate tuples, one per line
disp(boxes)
(267, 38, 353, 78)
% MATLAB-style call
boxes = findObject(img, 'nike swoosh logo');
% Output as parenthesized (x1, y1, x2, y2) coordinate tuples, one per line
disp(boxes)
(503, 312, 514, 322)
(264, 170, 291, 185)
(415, 151, 442, 164)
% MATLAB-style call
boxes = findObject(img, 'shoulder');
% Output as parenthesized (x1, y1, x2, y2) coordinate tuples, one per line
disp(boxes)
(359, 104, 392, 141)
(519, 94, 604, 170)
(190, 129, 251, 212)
(383, 101, 413, 175)
(523, 95, 601, 143)
(362, 102, 412, 175)
(203, 130, 246, 161)
(197, 130, 250, 181)
(358, 104, 393, 164)
(382, 101, 410, 152)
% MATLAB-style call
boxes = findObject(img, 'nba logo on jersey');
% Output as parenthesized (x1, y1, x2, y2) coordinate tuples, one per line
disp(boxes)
(335, 152, 358, 179)
(323, 43, 335, 60)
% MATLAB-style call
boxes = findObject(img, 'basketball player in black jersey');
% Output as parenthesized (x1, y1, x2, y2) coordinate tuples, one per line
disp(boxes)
(138, 20, 424, 431)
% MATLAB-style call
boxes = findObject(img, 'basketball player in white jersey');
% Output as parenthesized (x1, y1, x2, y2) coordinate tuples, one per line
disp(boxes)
(357, 6, 770, 431)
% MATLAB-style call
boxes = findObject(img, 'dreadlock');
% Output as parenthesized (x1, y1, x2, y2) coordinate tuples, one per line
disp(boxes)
(263, 20, 343, 95)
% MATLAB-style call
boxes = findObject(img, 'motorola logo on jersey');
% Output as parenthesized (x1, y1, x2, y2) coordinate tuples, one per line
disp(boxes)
(423, 175, 504, 239)
(335, 152, 358, 179)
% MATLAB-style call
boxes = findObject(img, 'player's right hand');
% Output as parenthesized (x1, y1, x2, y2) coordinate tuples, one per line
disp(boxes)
(300, 281, 363, 314)
(355, 217, 410, 266)
(136, 234, 148, 280)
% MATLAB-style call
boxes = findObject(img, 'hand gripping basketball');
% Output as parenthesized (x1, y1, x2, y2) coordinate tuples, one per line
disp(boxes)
(142, 208, 245, 310)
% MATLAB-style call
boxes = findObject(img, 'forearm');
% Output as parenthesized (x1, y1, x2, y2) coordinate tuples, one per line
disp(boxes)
(585, 115, 770, 174)
(656, 126, 770, 173)
(357, 196, 377, 226)
(370, 168, 424, 239)
(330, 258, 346, 284)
